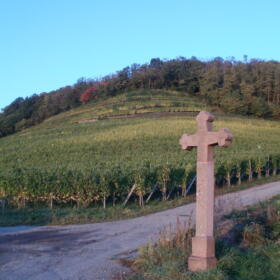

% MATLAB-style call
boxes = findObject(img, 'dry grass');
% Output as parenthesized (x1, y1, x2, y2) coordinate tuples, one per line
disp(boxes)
(157, 217, 194, 253)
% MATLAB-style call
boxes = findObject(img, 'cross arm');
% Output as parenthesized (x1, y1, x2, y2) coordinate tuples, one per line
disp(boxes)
(179, 134, 198, 150)
(207, 128, 233, 147)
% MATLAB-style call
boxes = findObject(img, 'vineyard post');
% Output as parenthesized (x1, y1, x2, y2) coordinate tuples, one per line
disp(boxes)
(180, 111, 233, 272)
(123, 184, 137, 206)
(272, 155, 279, 176)
(248, 159, 253, 182)
(266, 155, 270, 177)
(146, 183, 158, 203)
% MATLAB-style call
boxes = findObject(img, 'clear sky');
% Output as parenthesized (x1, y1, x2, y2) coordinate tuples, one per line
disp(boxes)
(1, 0, 280, 110)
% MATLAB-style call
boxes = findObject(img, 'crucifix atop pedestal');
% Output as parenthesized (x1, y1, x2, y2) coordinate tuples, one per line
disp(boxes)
(180, 111, 233, 271)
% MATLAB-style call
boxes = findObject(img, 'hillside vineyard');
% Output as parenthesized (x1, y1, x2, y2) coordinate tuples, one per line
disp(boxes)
(0, 115, 279, 208)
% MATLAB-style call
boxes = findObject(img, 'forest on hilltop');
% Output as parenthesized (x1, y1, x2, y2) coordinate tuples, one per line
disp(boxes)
(1, 56, 280, 137)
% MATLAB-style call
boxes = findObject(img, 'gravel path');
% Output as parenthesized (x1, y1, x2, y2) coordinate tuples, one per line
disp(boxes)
(0, 181, 280, 280)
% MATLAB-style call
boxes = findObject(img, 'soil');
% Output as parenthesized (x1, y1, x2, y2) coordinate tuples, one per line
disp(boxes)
(0, 181, 280, 280)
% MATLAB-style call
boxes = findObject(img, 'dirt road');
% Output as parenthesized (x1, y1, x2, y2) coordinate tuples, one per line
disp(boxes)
(0, 181, 280, 280)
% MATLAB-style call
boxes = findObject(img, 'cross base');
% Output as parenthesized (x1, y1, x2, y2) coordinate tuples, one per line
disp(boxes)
(188, 236, 217, 271)
(188, 256, 217, 271)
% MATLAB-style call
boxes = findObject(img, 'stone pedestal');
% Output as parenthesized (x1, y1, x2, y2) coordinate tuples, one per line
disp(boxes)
(187, 160, 216, 271)
(188, 236, 217, 271)
(188, 256, 217, 271)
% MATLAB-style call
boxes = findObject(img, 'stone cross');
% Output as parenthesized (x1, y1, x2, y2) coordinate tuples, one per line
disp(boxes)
(179, 111, 233, 271)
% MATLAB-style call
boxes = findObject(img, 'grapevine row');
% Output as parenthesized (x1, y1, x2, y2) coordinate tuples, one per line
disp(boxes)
(0, 153, 279, 209)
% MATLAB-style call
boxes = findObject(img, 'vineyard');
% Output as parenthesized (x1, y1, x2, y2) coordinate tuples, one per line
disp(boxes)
(39, 89, 207, 128)
(0, 114, 280, 210)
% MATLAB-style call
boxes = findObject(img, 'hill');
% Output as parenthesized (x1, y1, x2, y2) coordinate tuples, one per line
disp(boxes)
(2, 56, 280, 138)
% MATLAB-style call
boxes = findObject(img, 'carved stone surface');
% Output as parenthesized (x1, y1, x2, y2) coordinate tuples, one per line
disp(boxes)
(180, 111, 233, 272)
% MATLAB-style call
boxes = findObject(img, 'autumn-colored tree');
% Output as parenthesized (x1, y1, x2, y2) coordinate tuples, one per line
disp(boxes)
(80, 87, 98, 104)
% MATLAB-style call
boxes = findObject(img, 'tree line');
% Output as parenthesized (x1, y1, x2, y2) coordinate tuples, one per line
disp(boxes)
(1, 56, 280, 137)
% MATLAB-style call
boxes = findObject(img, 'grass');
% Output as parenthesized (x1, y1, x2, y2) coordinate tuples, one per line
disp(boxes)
(1, 174, 280, 226)
(124, 195, 280, 280)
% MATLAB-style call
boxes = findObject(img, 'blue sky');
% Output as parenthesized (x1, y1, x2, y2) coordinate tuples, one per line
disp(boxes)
(1, 0, 280, 110)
